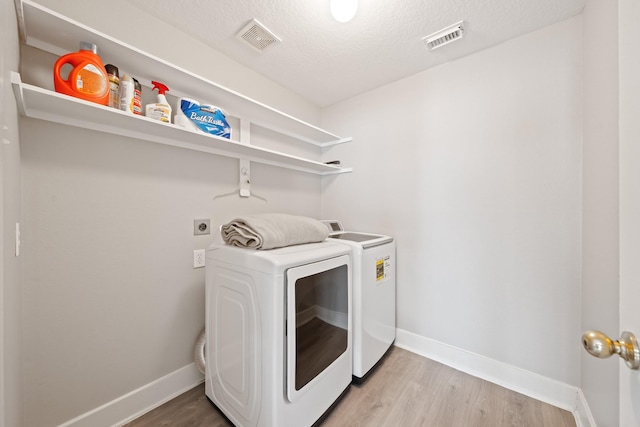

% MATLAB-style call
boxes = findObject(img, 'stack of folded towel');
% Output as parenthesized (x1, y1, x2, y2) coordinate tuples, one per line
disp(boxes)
(221, 213, 328, 250)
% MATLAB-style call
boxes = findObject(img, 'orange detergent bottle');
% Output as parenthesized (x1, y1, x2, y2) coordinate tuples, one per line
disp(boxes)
(53, 42, 109, 105)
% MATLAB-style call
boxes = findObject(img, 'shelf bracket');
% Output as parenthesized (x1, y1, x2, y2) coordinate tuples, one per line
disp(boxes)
(239, 159, 250, 197)
(239, 119, 251, 198)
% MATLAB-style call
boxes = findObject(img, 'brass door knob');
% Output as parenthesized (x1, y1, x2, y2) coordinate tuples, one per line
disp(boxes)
(582, 330, 640, 370)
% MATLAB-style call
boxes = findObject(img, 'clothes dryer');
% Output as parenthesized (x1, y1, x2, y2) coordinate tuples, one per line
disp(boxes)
(205, 240, 352, 427)
(322, 220, 396, 383)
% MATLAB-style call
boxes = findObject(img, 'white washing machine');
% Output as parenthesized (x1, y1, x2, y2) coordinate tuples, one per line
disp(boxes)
(322, 220, 396, 383)
(205, 240, 352, 427)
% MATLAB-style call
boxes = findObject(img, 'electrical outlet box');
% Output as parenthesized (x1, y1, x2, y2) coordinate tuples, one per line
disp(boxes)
(193, 249, 205, 268)
(194, 219, 211, 235)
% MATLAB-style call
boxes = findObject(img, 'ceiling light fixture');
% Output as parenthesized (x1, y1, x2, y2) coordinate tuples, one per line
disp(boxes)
(330, 0, 358, 23)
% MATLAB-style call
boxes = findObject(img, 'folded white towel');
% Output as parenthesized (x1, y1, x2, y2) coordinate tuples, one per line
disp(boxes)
(221, 213, 328, 250)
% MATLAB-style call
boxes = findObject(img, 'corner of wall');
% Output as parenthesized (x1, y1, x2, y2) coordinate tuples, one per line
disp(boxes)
(580, 0, 620, 425)
(574, 388, 598, 427)
(2, 0, 24, 426)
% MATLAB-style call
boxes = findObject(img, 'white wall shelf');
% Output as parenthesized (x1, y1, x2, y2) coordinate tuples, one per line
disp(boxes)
(14, 0, 352, 176)
(12, 73, 351, 175)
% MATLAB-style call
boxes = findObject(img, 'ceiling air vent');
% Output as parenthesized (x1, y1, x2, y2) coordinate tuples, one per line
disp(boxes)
(422, 21, 465, 51)
(236, 19, 281, 53)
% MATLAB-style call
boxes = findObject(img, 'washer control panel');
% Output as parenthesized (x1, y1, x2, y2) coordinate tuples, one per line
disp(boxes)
(321, 220, 344, 233)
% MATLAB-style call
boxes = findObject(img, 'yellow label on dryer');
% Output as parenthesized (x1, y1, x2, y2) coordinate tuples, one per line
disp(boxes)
(376, 256, 391, 282)
(376, 259, 385, 281)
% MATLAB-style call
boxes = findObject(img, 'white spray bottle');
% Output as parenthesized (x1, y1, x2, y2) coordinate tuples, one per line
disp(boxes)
(145, 81, 172, 123)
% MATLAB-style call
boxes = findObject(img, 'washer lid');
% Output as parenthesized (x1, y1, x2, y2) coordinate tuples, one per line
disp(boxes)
(329, 232, 393, 248)
(206, 240, 351, 274)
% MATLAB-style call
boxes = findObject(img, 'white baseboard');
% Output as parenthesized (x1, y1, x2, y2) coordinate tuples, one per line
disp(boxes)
(57, 363, 204, 427)
(395, 328, 596, 427)
(56, 331, 596, 427)
(574, 388, 598, 427)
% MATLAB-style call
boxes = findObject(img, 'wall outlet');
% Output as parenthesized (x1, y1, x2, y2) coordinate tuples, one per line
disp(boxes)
(194, 219, 211, 235)
(193, 249, 205, 268)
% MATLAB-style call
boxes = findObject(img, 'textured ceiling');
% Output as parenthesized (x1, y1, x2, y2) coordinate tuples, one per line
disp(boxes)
(127, 0, 585, 107)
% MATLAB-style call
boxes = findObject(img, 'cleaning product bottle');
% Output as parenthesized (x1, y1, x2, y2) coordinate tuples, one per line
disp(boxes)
(145, 81, 172, 123)
(132, 78, 142, 115)
(105, 64, 119, 108)
(53, 42, 109, 106)
(118, 73, 135, 114)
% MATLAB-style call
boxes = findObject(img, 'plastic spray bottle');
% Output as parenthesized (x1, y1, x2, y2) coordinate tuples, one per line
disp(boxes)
(145, 81, 172, 123)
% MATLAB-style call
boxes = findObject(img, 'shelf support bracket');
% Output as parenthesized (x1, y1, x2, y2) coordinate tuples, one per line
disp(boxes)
(239, 160, 250, 197)
(239, 119, 251, 197)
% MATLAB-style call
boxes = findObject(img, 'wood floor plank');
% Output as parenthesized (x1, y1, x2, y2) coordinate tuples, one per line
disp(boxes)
(125, 347, 576, 427)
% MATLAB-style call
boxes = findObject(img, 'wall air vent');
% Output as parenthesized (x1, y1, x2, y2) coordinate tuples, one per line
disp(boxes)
(422, 21, 465, 51)
(236, 19, 282, 53)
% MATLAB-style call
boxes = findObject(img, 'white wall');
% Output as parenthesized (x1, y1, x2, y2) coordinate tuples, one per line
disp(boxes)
(1, 0, 23, 425)
(321, 17, 583, 385)
(581, 0, 619, 425)
(17, 1, 325, 425)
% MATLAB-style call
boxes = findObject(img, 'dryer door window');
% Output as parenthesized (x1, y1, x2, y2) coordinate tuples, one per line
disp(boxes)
(285, 255, 351, 402)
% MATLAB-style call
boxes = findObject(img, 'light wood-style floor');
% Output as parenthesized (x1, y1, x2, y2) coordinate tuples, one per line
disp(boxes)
(125, 347, 576, 427)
